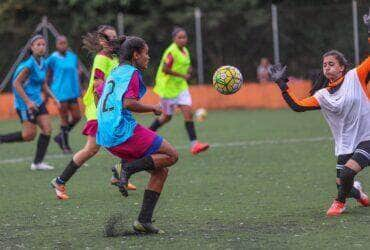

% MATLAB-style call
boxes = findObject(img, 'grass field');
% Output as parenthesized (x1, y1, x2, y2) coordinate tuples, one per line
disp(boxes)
(1, 109, 370, 249)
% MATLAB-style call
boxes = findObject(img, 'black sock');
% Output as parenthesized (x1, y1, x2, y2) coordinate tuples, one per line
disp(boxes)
(337, 167, 357, 203)
(138, 189, 160, 223)
(67, 121, 78, 132)
(336, 183, 361, 199)
(33, 134, 50, 164)
(126, 156, 155, 177)
(0, 131, 24, 143)
(58, 160, 80, 184)
(149, 119, 162, 131)
(61, 126, 69, 148)
(185, 121, 197, 142)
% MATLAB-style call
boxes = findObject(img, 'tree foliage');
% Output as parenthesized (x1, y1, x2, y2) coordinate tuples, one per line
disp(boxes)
(0, 0, 368, 88)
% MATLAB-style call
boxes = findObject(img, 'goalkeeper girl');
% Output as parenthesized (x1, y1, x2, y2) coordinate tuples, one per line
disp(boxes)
(269, 13, 370, 216)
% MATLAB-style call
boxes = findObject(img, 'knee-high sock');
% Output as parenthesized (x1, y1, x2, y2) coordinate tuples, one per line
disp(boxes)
(0, 131, 23, 143)
(337, 167, 357, 203)
(185, 121, 197, 142)
(33, 134, 50, 164)
(149, 118, 162, 131)
(57, 160, 80, 184)
(60, 126, 69, 148)
(336, 183, 361, 199)
(138, 189, 160, 223)
(126, 156, 155, 177)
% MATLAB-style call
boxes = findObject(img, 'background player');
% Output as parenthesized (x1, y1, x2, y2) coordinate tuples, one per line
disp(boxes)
(46, 35, 82, 153)
(0, 35, 56, 170)
(149, 27, 209, 155)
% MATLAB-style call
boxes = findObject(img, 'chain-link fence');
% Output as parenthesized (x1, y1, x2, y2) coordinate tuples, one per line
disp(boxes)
(0, 1, 368, 91)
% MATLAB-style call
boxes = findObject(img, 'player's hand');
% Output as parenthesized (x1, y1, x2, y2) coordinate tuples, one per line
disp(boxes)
(152, 104, 162, 116)
(183, 73, 191, 81)
(268, 63, 289, 91)
(26, 100, 38, 111)
(363, 8, 370, 28)
(55, 100, 61, 109)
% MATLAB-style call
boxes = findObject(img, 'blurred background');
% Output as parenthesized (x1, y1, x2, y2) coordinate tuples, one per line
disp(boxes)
(0, 0, 369, 90)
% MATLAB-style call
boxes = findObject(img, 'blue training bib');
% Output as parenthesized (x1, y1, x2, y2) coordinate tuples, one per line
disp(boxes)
(97, 64, 146, 147)
(47, 51, 80, 102)
(13, 56, 46, 110)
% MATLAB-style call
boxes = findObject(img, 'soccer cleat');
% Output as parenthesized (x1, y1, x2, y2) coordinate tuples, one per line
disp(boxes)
(110, 175, 137, 190)
(191, 141, 210, 155)
(326, 200, 346, 216)
(30, 162, 54, 170)
(50, 177, 69, 200)
(111, 163, 129, 197)
(353, 181, 369, 207)
(133, 220, 165, 234)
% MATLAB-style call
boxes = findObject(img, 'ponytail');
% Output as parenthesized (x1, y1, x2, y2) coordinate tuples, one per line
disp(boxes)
(82, 25, 116, 54)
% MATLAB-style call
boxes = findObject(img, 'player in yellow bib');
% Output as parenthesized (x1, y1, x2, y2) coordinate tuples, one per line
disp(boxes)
(149, 27, 209, 155)
(50, 25, 136, 200)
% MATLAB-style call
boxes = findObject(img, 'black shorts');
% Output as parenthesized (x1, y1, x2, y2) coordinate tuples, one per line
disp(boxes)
(60, 98, 78, 105)
(337, 141, 370, 169)
(16, 102, 49, 124)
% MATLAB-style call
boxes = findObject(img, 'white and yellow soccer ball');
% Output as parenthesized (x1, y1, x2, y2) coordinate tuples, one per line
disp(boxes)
(212, 66, 243, 95)
(195, 108, 208, 122)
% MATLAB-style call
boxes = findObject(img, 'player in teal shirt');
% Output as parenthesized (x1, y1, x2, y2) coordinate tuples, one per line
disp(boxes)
(46, 36, 82, 153)
(97, 36, 179, 234)
(0, 35, 58, 170)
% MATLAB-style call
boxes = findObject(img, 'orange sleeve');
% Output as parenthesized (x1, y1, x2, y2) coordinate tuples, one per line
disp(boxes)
(281, 88, 320, 112)
(356, 56, 370, 91)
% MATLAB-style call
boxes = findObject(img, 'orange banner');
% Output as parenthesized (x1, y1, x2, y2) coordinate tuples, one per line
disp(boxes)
(0, 80, 315, 120)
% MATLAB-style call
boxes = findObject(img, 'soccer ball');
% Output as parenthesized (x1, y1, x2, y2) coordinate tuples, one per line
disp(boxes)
(195, 108, 208, 122)
(212, 66, 243, 95)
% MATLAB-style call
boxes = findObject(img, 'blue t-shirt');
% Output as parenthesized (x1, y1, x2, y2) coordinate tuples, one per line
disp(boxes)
(13, 56, 47, 110)
(97, 64, 146, 148)
(47, 51, 80, 102)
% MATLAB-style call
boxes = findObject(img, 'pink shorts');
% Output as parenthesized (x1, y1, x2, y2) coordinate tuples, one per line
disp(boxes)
(107, 125, 163, 162)
(82, 120, 98, 137)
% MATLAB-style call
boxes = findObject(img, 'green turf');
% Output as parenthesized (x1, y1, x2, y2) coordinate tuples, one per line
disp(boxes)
(0, 109, 369, 249)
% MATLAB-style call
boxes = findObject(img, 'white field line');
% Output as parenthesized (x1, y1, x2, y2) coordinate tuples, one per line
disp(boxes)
(0, 136, 331, 165)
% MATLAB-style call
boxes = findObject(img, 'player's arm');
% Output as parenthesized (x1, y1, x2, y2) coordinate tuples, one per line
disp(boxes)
(269, 64, 320, 112)
(42, 80, 60, 108)
(93, 68, 106, 105)
(357, 11, 370, 88)
(281, 89, 320, 112)
(162, 53, 190, 80)
(365, 10, 370, 55)
(13, 68, 37, 110)
(124, 99, 162, 115)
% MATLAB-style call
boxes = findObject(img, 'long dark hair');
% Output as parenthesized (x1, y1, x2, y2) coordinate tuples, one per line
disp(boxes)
(82, 25, 116, 54)
(108, 35, 147, 63)
(310, 50, 349, 95)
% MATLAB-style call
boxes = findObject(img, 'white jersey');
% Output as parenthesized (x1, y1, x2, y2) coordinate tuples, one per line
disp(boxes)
(314, 69, 370, 156)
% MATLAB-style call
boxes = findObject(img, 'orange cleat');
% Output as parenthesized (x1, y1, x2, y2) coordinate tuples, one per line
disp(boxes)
(50, 178, 69, 200)
(326, 200, 346, 216)
(353, 181, 369, 207)
(190, 141, 210, 155)
(127, 182, 137, 190)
